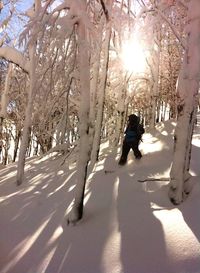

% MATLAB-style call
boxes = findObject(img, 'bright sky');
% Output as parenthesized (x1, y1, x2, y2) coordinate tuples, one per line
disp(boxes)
(121, 39, 147, 74)
(0, 0, 34, 41)
(17, 0, 34, 12)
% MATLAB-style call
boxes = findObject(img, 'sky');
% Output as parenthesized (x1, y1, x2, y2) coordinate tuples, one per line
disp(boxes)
(17, 0, 34, 11)
(0, 0, 33, 41)
(0, 114, 200, 273)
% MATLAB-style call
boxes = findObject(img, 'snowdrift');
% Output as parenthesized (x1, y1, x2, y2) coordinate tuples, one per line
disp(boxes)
(0, 119, 200, 273)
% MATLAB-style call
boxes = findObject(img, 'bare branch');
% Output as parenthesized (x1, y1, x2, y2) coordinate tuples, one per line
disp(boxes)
(138, 177, 169, 182)
(0, 47, 30, 73)
(99, 0, 109, 21)
(154, 7, 186, 50)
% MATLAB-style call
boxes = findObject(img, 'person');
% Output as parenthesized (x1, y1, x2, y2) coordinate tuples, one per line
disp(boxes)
(118, 114, 145, 166)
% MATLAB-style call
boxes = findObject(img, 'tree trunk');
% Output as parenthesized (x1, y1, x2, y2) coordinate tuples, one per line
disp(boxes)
(150, 38, 161, 128)
(113, 83, 126, 148)
(3, 146, 8, 165)
(90, 19, 111, 167)
(16, 0, 40, 185)
(13, 128, 21, 162)
(169, 0, 200, 204)
(88, 19, 103, 161)
(16, 71, 35, 185)
(67, 0, 91, 224)
(56, 109, 68, 145)
(0, 63, 12, 119)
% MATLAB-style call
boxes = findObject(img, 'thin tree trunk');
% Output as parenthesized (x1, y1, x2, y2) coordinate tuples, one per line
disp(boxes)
(90, 19, 111, 167)
(169, 0, 200, 204)
(3, 147, 8, 165)
(89, 19, 103, 160)
(0, 64, 12, 142)
(0, 63, 12, 118)
(113, 83, 126, 148)
(13, 128, 21, 162)
(16, 46, 36, 185)
(150, 38, 161, 128)
(16, 1, 40, 185)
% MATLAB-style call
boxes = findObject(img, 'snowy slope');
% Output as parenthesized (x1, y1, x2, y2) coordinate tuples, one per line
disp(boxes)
(0, 118, 200, 273)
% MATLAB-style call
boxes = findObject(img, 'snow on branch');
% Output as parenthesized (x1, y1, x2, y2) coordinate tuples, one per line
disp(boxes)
(0, 47, 30, 73)
(136, 6, 185, 50)
(52, 0, 94, 33)
(154, 7, 186, 50)
(52, 1, 70, 14)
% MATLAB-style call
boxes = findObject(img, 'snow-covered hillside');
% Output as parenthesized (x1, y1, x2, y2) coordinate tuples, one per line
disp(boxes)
(0, 118, 200, 273)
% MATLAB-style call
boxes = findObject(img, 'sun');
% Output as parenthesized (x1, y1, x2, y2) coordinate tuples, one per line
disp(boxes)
(121, 39, 147, 74)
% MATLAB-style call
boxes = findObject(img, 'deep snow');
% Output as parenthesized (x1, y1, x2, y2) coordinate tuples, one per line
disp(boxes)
(0, 117, 200, 273)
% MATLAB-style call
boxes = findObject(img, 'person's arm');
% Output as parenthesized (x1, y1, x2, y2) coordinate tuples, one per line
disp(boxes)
(138, 124, 145, 134)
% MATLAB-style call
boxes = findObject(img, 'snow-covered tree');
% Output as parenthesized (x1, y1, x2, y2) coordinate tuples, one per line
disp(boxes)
(16, 0, 41, 185)
(91, 10, 112, 167)
(169, 0, 200, 205)
(1, 0, 199, 219)
(60, 0, 92, 224)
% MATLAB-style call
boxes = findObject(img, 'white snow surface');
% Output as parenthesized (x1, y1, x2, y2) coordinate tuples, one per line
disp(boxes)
(0, 117, 200, 273)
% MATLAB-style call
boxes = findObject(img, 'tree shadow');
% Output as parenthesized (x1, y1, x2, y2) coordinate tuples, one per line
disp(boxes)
(178, 177, 200, 243)
(0, 155, 79, 273)
(116, 170, 170, 273)
(1, 117, 200, 273)
(44, 155, 119, 273)
(0, 152, 120, 273)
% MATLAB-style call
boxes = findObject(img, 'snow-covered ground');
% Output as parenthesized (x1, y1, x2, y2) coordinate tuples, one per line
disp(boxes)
(0, 117, 200, 273)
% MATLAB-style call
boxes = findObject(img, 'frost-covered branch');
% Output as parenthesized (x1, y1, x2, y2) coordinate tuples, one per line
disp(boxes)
(52, 1, 70, 14)
(154, 7, 185, 50)
(0, 47, 30, 73)
(136, 6, 185, 50)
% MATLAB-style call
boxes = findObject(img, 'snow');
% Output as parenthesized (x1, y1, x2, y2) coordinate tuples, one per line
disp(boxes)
(0, 117, 200, 273)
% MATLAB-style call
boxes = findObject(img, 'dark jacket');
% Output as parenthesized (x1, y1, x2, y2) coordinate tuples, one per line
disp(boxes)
(124, 114, 144, 143)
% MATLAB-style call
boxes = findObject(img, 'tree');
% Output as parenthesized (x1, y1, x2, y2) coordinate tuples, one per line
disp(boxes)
(0, 0, 199, 215)
(65, 0, 92, 224)
(169, 0, 200, 205)
(90, 5, 112, 167)
(16, 0, 41, 185)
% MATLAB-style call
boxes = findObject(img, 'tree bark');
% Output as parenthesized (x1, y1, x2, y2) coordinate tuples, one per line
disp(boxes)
(88, 18, 103, 162)
(16, 56, 35, 185)
(67, 0, 91, 224)
(169, 0, 200, 204)
(16, 1, 39, 185)
(90, 19, 111, 167)
(0, 64, 12, 145)
(13, 128, 21, 162)
(150, 36, 161, 128)
(0, 63, 12, 119)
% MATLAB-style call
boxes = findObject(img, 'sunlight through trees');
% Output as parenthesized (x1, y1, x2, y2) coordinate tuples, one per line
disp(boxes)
(0, 0, 199, 222)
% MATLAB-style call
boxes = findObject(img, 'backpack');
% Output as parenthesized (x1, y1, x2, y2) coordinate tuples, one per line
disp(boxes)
(125, 124, 145, 143)
(137, 124, 145, 139)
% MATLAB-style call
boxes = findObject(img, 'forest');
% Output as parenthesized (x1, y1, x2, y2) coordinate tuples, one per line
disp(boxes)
(0, 0, 200, 226)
